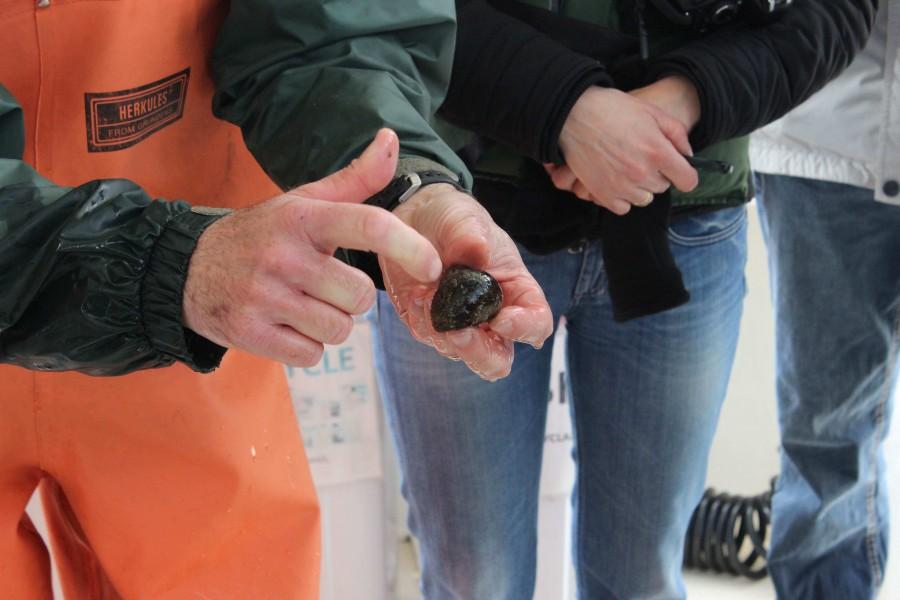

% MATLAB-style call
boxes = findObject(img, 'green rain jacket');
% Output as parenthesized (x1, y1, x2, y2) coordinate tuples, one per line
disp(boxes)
(0, 0, 467, 376)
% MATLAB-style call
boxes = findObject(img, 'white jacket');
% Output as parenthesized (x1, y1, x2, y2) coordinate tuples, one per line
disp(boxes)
(750, 1, 900, 206)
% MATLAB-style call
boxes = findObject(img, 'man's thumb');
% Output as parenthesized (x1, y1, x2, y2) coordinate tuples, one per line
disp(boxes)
(292, 128, 399, 203)
(443, 231, 492, 271)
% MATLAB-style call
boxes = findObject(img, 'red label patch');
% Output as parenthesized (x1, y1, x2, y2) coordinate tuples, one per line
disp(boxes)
(84, 68, 190, 152)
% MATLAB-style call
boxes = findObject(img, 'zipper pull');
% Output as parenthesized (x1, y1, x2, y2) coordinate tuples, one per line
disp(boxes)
(37, 0, 51, 7)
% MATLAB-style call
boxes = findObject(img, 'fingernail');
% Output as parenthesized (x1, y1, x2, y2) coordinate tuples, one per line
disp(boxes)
(378, 127, 395, 144)
(448, 329, 473, 348)
(427, 258, 442, 282)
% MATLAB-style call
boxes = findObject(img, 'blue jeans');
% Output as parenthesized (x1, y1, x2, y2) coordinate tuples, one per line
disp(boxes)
(374, 206, 748, 600)
(757, 174, 900, 600)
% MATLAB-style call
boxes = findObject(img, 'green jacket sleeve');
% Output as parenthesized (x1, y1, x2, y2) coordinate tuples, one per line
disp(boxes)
(0, 86, 227, 376)
(211, 0, 473, 190)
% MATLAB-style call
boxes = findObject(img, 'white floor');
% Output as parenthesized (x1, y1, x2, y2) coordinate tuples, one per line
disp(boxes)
(683, 572, 774, 600)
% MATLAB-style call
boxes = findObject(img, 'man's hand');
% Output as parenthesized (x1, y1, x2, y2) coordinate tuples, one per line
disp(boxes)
(183, 129, 442, 367)
(629, 75, 702, 133)
(383, 184, 554, 381)
(549, 83, 699, 214)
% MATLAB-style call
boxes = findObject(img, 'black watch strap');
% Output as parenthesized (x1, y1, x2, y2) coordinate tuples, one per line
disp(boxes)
(364, 170, 464, 212)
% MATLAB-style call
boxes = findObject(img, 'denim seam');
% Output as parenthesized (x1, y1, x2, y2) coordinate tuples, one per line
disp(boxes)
(587, 266, 608, 299)
(667, 207, 747, 247)
(864, 307, 900, 584)
(570, 245, 596, 309)
(567, 342, 589, 598)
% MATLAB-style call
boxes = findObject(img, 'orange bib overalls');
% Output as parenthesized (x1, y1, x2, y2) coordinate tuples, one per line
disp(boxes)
(0, 2, 320, 598)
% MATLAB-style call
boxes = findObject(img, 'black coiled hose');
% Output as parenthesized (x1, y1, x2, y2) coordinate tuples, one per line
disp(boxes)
(683, 479, 775, 580)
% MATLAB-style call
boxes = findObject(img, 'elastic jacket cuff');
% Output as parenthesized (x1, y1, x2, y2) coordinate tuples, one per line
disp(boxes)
(544, 63, 614, 164)
(142, 208, 230, 373)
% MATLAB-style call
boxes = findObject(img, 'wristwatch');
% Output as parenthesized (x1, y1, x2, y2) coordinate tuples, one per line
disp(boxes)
(365, 170, 464, 212)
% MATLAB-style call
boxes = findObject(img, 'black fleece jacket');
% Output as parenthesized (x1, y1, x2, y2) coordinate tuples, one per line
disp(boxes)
(442, 0, 877, 163)
(439, 0, 876, 320)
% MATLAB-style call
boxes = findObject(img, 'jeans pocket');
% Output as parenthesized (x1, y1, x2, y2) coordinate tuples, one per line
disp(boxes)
(668, 205, 747, 247)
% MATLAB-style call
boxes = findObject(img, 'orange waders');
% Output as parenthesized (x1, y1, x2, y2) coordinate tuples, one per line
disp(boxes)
(0, 1, 320, 598)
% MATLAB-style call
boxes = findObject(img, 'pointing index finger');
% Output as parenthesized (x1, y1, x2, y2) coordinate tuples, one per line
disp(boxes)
(306, 200, 442, 283)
